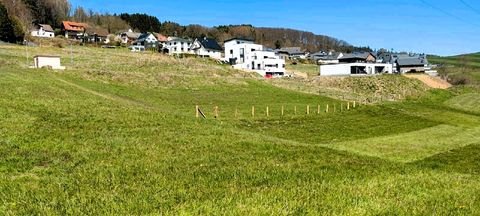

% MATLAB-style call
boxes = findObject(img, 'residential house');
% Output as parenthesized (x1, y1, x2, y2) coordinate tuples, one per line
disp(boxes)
(224, 38, 286, 77)
(155, 33, 168, 46)
(276, 47, 307, 60)
(190, 37, 223, 59)
(134, 33, 159, 49)
(85, 27, 109, 43)
(120, 29, 141, 44)
(396, 58, 426, 73)
(62, 21, 88, 39)
(320, 63, 393, 76)
(339, 52, 376, 63)
(163, 37, 194, 55)
(31, 24, 55, 38)
(314, 52, 343, 65)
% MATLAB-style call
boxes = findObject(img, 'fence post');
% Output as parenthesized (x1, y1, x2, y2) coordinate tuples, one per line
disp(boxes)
(353, 101, 356, 108)
(326, 104, 329, 113)
(214, 106, 219, 119)
(266, 106, 269, 117)
(252, 106, 255, 118)
(196, 105, 199, 118)
(294, 106, 297, 115)
(334, 104, 336, 113)
(347, 102, 350, 110)
(307, 105, 310, 115)
(281, 105, 284, 117)
(317, 105, 320, 114)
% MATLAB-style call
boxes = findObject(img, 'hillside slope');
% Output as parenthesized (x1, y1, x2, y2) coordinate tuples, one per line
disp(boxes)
(1, 44, 480, 215)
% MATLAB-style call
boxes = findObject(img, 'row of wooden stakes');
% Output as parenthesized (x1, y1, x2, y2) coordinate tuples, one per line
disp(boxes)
(195, 101, 359, 119)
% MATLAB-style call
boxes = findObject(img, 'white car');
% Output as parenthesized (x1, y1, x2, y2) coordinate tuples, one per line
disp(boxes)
(128, 45, 145, 52)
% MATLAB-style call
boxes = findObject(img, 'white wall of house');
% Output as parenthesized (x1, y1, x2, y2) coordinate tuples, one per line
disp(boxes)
(194, 47, 222, 59)
(33, 56, 65, 70)
(320, 63, 393, 76)
(164, 38, 194, 55)
(31, 27, 54, 38)
(224, 39, 285, 76)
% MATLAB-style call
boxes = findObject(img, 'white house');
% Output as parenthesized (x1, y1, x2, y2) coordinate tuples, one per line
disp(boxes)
(190, 37, 223, 59)
(134, 33, 159, 49)
(31, 24, 55, 38)
(163, 37, 194, 55)
(320, 63, 393, 76)
(32, 55, 65, 70)
(224, 38, 286, 77)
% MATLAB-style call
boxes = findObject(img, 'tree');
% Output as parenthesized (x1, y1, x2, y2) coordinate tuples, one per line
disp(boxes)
(274, 40, 282, 49)
(0, 2, 16, 42)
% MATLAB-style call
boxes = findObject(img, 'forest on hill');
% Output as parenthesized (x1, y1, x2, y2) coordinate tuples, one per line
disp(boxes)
(0, 0, 370, 52)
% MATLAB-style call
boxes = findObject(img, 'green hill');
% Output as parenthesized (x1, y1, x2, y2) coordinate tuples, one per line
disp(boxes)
(429, 53, 480, 85)
(1, 44, 480, 215)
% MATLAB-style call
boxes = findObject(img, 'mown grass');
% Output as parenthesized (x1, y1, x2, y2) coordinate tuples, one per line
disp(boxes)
(1, 44, 480, 215)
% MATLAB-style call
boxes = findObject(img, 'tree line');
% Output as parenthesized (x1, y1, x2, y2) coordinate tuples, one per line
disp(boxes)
(0, 0, 369, 52)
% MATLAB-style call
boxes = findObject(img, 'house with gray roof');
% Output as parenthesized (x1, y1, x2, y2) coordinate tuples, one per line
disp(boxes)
(275, 47, 307, 60)
(190, 37, 223, 59)
(120, 29, 141, 44)
(339, 52, 376, 63)
(396, 57, 427, 73)
(31, 24, 55, 38)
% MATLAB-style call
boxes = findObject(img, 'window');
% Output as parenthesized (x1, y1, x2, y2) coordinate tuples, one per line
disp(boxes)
(174, 47, 177, 51)
(251, 49, 256, 52)
(230, 50, 233, 54)
(181, 42, 184, 45)
(276, 64, 279, 68)
(282, 64, 285, 68)
(174, 42, 177, 45)
(181, 48, 184, 51)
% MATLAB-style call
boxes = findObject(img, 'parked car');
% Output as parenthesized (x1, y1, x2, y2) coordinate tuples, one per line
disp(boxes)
(128, 45, 145, 52)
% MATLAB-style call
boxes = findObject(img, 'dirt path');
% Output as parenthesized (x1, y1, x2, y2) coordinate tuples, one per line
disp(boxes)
(404, 74, 452, 89)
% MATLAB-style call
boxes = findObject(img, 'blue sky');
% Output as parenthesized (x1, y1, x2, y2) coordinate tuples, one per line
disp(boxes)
(70, 0, 480, 56)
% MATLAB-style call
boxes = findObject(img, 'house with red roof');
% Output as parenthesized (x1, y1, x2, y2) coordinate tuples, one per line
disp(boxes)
(61, 21, 88, 39)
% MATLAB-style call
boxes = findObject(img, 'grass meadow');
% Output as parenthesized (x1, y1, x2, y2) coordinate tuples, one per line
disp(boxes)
(1, 44, 480, 215)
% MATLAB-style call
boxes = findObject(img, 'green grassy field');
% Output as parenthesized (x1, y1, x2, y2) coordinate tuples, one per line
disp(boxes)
(1, 44, 480, 215)
(429, 53, 480, 85)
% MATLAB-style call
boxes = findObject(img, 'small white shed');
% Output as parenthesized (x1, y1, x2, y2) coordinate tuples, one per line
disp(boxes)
(33, 55, 65, 70)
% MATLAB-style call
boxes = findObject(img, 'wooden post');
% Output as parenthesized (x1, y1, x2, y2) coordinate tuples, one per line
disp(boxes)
(326, 104, 329, 113)
(266, 106, 269, 117)
(317, 105, 320, 114)
(353, 101, 356, 108)
(252, 106, 255, 118)
(294, 106, 297, 115)
(196, 105, 199, 118)
(214, 106, 219, 118)
(347, 102, 350, 110)
(307, 105, 310, 115)
(281, 105, 284, 117)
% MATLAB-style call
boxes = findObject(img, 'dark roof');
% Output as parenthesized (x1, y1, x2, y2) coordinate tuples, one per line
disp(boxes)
(196, 38, 222, 51)
(224, 37, 254, 43)
(340, 52, 375, 60)
(137, 33, 158, 42)
(85, 27, 109, 37)
(396, 58, 426, 66)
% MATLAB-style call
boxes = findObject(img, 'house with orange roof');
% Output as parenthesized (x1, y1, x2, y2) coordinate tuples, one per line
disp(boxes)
(61, 21, 88, 39)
